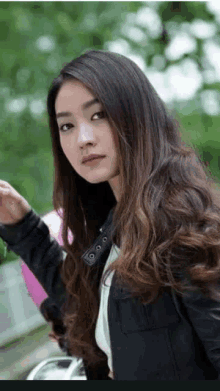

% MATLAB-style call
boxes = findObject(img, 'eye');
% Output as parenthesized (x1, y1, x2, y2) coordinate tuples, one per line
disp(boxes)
(92, 111, 106, 120)
(59, 111, 106, 133)
(59, 123, 73, 133)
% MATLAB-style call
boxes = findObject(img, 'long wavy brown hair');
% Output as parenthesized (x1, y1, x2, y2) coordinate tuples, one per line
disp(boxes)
(47, 49, 220, 369)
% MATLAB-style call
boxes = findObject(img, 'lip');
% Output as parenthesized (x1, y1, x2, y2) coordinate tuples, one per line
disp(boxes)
(82, 155, 106, 164)
(83, 156, 105, 166)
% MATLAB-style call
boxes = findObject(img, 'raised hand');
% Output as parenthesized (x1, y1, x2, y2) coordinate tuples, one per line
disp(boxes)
(0, 180, 31, 225)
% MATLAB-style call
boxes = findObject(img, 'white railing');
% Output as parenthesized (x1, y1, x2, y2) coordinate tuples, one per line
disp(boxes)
(0, 258, 47, 346)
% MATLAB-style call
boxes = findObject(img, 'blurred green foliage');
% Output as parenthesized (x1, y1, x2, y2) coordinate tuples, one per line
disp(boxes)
(0, 1, 220, 263)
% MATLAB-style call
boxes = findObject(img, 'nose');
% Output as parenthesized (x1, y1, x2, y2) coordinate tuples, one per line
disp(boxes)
(77, 123, 96, 148)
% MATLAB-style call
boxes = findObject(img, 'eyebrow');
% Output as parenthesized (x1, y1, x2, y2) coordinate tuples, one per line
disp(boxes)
(56, 98, 100, 119)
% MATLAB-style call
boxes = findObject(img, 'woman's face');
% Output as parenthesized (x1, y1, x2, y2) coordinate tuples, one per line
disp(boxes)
(55, 79, 120, 201)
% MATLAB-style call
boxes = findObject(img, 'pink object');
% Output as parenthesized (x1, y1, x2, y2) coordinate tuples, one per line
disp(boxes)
(20, 209, 73, 307)
(21, 261, 48, 308)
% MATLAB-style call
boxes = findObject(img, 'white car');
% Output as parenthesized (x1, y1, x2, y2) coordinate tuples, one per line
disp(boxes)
(26, 356, 87, 380)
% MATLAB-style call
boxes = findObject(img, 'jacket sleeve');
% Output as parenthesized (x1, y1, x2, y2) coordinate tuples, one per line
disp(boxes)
(0, 209, 66, 310)
(181, 286, 220, 377)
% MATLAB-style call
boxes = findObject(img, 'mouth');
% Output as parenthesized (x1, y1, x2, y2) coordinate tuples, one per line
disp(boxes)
(83, 156, 106, 165)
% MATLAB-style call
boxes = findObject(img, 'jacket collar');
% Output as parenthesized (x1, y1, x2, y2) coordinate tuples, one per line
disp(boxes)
(81, 206, 134, 300)
(81, 206, 116, 267)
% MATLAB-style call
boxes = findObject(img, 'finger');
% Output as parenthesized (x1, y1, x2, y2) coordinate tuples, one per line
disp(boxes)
(0, 181, 18, 194)
(0, 180, 10, 187)
(0, 183, 14, 192)
(0, 187, 9, 194)
(0, 184, 19, 199)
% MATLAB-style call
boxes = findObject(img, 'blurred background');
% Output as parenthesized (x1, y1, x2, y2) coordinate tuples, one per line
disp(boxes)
(1, 0, 220, 380)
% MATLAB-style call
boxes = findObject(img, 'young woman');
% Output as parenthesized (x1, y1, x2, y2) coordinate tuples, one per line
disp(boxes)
(1, 49, 220, 380)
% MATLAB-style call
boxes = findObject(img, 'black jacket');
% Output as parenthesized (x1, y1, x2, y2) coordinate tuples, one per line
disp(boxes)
(1, 208, 220, 380)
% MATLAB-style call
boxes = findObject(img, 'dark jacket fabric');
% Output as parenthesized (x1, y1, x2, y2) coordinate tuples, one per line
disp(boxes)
(1, 208, 220, 380)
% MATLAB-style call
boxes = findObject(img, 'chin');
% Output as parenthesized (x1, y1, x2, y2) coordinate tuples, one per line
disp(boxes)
(85, 177, 109, 184)
(83, 172, 112, 184)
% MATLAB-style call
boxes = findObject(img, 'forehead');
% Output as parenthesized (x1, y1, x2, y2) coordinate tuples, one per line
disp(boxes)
(55, 80, 94, 110)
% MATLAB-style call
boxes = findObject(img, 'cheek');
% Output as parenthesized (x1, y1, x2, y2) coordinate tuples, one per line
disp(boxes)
(60, 141, 71, 162)
(60, 139, 71, 157)
(111, 128, 120, 150)
(60, 140, 79, 169)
